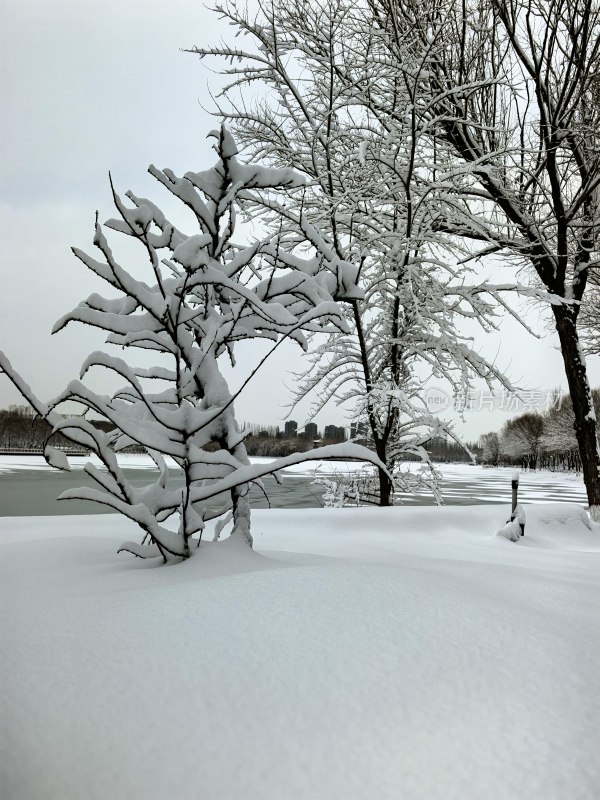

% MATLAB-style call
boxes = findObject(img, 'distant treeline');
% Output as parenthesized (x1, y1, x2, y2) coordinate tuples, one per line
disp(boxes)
(241, 422, 480, 461)
(422, 436, 481, 464)
(0, 407, 143, 453)
(0, 407, 349, 457)
(479, 389, 600, 471)
(0, 406, 73, 451)
(0, 406, 480, 463)
(245, 435, 341, 458)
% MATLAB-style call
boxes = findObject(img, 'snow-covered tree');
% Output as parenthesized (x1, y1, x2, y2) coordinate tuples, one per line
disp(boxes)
(500, 413, 545, 469)
(0, 126, 382, 561)
(542, 389, 600, 459)
(479, 432, 500, 466)
(192, 0, 523, 505)
(580, 272, 600, 356)
(372, 0, 600, 519)
(541, 395, 579, 456)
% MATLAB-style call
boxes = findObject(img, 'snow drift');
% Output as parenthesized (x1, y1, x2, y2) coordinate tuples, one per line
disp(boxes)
(1, 503, 598, 800)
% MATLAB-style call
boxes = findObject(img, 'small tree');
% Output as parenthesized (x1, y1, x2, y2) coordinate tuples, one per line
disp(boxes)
(0, 126, 382, 561)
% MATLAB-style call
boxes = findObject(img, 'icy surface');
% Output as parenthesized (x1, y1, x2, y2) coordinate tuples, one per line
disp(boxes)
(0, 457, 589, 509)
(1, 504, 599, 800)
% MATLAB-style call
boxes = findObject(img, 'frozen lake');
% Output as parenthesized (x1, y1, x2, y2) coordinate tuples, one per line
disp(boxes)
(0, 454, 587, 515)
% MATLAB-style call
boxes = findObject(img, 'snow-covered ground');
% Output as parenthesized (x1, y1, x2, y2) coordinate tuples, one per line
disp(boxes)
(0, 452, 172, 473)
(0, 452, 370, 473)
(1, 503, 598, 799)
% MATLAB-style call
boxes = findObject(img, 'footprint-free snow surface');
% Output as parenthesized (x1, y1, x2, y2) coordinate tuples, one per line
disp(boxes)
(1, 504, 598, 799)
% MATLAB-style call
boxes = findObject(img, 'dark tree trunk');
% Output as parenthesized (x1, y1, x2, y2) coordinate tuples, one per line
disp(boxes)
(376, 438, 393, 506)
(553, 305, 600, 521)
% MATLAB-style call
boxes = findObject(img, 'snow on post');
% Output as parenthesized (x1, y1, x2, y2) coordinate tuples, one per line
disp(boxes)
(511, 472, 519, 515)
(0, 127, 384, 562)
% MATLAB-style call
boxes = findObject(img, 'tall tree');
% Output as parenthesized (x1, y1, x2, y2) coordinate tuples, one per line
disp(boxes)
(0, 127, 381, 560)
(542, 389, 600, 456)
(579, 272, 600, 356)
(500, 412, 545, 469)
(193, 0, 521, 505)
(373, 0, 600, 518)
(479, 432, 500, 466)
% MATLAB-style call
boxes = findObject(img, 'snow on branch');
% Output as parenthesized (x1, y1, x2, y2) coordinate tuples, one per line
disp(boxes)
(0, 126, 384, 560)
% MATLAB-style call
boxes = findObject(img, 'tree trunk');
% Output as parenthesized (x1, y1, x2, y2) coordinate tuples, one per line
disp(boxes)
(378, 467, 393, 506)
(376, 439, 393, 506)
(553, 306, 600, 522)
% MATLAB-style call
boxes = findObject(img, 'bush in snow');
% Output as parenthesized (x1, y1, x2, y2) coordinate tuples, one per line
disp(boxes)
(313, 461, 442, 508)
(496, 503, 526, 542)
(313, 467, 367, 508)
(496, 519, 521, 543)
(315, 477, 351, 509)
(0, 126, 382, 562)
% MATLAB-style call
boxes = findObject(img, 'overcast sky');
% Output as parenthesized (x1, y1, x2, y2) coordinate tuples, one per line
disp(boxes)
(1, 0, 599, 440)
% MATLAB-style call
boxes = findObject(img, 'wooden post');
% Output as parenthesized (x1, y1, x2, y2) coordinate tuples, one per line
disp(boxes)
(511, 472, 518, 516)
(510, 472, 525, 536)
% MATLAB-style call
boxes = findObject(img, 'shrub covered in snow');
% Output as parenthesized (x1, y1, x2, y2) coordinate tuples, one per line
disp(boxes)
(496, 519, 521, 542)
(496, 503, 526, 542)
(0, 127, 382, 561)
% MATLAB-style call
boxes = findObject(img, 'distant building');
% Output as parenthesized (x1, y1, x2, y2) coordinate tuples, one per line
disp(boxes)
(324, 424, 345, 442)
(304, 422, 318, 440)
(284, 420, 298, 438)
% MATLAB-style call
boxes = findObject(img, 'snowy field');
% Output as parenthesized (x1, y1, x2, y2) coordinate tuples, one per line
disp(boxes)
(1, 503, 599, 800)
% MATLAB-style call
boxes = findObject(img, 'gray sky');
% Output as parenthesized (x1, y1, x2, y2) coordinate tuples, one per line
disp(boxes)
(1, 0, 599, 441)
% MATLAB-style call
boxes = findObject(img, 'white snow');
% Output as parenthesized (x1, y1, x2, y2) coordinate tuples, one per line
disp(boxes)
(1, 503, 599, 800)
(513, 502, 527, 524)
(496, 516, 521, 541)
(0, 452, 178, 472)
(0, 453, 373, 474)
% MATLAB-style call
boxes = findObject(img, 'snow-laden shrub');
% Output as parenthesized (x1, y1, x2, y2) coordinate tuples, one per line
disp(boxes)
(496, 519, 521, 542)
(1, 127, 383, 561)
(496, 504, 526, 542)
(313, 461, 443, 508)
(316, 477, 350, 509)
